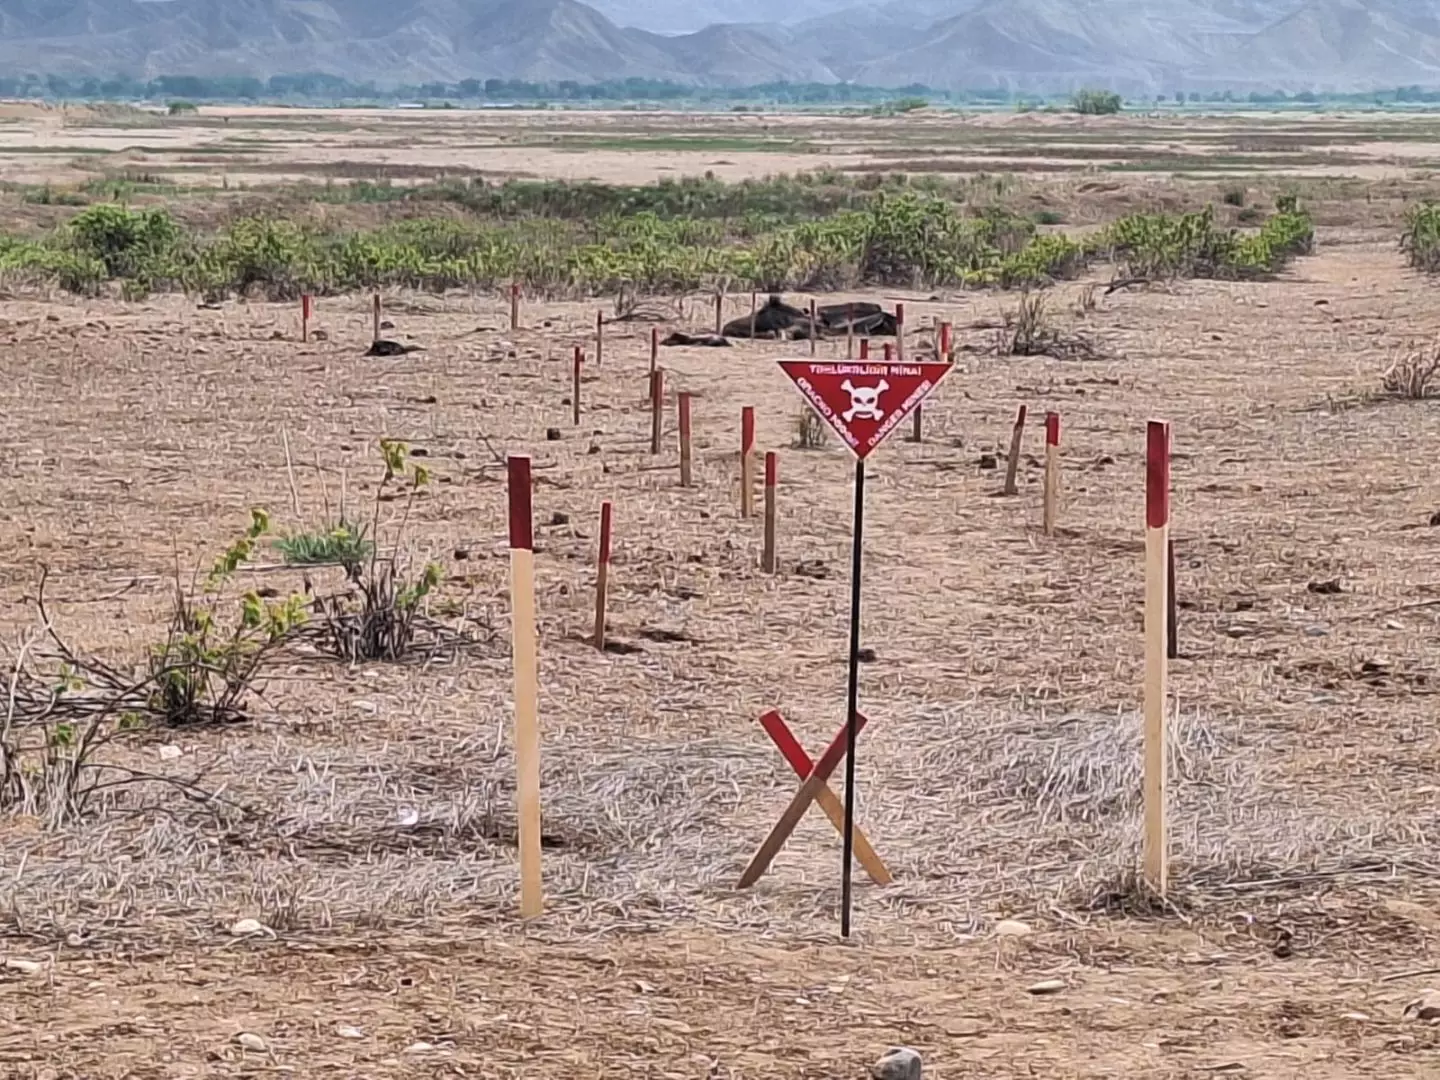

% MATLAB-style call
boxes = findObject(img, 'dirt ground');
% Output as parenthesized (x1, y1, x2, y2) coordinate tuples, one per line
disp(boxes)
(2, 106, 1440, 1071)
(4, 101, 1440, 189)
(2, 240, 1440, 1074)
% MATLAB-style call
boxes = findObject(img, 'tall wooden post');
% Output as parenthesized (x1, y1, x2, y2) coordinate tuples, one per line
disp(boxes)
(507, 456, 542, 918)
(1144, 420, 1172, 896)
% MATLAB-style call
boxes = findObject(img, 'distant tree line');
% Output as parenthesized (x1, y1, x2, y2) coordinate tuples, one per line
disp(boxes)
(2, 72, 1439, 108)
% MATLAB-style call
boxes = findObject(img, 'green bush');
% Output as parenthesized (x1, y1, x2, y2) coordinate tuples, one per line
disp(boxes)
(1402, 202, 1440, 273)
(1106, 201, 1313, 280)
(1072, 89, 1123, 115)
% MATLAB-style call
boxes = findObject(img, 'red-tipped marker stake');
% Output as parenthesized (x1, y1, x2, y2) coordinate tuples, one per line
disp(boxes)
(649, 326, 659, 375)
(507, 455, 542, 917)
(715, 293, 724, 336)
(939, 321, 952, 360)
(895, 303, 905, 363)
(883, 342, 893, 362)
(740, 406, 756, 518)
(1043, 412, 1061, 536)
(572, 347, 582, 426)
(510, 283, 520, 330)
(762, 451, 778, 573)
(593, 500, 612, 651)
(372, 292, 381, 343)
(1144, 420, 1172, 897)
(595, 311, 604, 367)
(301, 294, 312, 342)
(649, 367, 664, 456)
(678, 391, 693, 487)
(1002, 404, 1028, 496)
(859, 338, 869, 361)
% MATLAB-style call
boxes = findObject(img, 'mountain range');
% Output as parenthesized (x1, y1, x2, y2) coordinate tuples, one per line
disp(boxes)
(3, 0, 1440, 95)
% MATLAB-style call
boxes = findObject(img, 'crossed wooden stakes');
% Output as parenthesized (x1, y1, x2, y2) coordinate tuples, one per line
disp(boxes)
(736, 710, 893, 889)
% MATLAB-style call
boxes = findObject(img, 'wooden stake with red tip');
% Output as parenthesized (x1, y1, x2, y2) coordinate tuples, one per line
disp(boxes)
(301, 294, 312, 342)
(509, 283, 520, 330)
(859, 338, 869, 361)
(678, 391, 693, 487)
(507, 455, 542, 917)
(1002, 404, 1027, 496)
(595, 310, 604, 367)
(649, 368, 664, 455)
(939, 321, 952, 360)
(593, 501, 612, 652)
(715, 292, 724, 335)
(649, 326, 658, 375)
(1144, 419, 1172, 896)
(762, 452, 778, 573)
(571, 347, 582, 426)
(740, 406, 756, 518)
(372, 292, 381, 344)
(895, 302, 905, 363)
(1042, 412, 1061, 535)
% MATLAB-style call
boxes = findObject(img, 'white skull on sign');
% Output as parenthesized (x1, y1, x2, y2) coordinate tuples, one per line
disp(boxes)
(841, 378, 888, 422)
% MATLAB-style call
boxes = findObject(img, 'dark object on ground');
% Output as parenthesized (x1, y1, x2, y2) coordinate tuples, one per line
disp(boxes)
(661, 331, 731, 347)
(366, 339, 423, 356)
(723, 295, 897, 339)
(379, 319, 395, 330)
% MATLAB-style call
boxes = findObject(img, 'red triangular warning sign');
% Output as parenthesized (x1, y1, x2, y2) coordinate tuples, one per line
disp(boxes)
(778, 359, 953, 460)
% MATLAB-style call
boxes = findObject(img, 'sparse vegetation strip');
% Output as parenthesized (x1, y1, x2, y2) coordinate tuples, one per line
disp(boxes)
(0, 180, 1314, 299)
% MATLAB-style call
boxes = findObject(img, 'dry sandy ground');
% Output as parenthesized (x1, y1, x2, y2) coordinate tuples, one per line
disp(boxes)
(1, 236, 1440, 1075)
(2, 101, 1440, 188)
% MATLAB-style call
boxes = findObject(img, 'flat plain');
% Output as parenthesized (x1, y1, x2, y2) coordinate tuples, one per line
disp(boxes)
(1, 102, 1440, 1078)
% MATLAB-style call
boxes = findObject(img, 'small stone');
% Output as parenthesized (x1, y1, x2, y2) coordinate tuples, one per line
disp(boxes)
(872, 1046, 922, 1080)
(857, 647, 878, 663)
(978, 453, 998, 470)
(1303, 625, 1328, 637)
(351, 700, 378, 714)
(549, 511, 570, 526)
(4, 958, 44, 976)
(336, 1024, 364, 1039)
(1026, 978, 1066, 995)
(406, 1041, 435, 1053)
(228, 918, 275, 938)
(546, 427, 562, 441)
(995, 919, 1032, 937)
(1403, 989, 1440, 1022)
(157, 744, 182, 761)
(236, 1032, 267, 1052)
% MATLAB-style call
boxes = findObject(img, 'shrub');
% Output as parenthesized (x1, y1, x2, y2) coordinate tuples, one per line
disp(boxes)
(1106, 201, 1313, 280)
(1073, 89, 1122, 115)
(1401, 202, 1440, 273)
(274, 520, 373, 566)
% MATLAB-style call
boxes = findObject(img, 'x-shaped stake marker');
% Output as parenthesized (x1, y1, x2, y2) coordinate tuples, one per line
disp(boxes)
(737, 710, 893, 889)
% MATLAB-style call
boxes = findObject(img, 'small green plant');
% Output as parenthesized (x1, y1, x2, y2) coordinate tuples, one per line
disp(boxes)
(1, 515, 307, 825)
(150, 508, 307, 726)
(1401, 202, 1440, 273)
(313, 441, 443, 663)
(1072, 89, 1122, 116)
(274, 520, 374, 566)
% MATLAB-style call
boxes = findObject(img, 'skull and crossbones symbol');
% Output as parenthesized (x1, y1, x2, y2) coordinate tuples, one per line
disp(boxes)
(841, 378, 888, 422)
